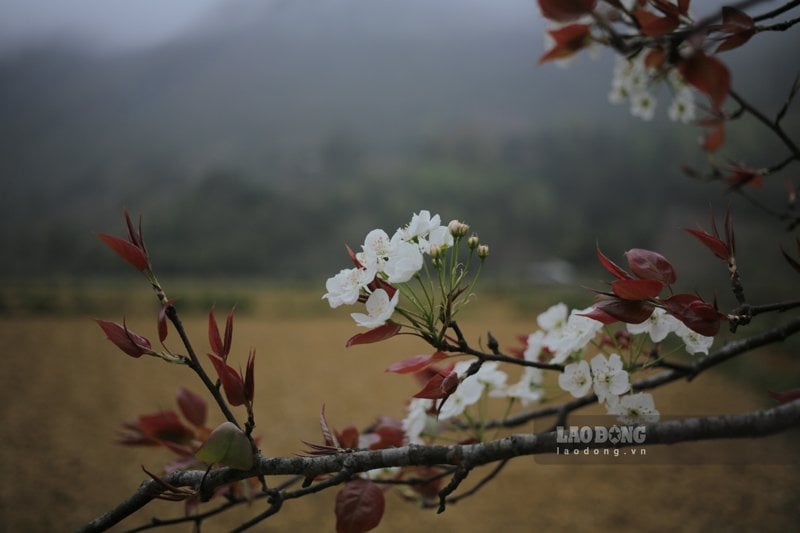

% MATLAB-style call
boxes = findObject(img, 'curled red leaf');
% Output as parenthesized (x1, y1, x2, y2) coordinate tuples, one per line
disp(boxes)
(625, 248, 677, 285)
(96, 318, 152, 358)
(244, 349, 255, 403)
(385, 352, 448, 374)
(346, 322, 402, 347)
(678, 52, 730, 109)
(335, 479, 385, 533)
(596, 243, 633, 280)
(97, 234, 149, 272)
(207, 353, 246, 407)
(538, 0, 597, 22)
(176, 388, 208, 428)
(539, 24, 592, 64)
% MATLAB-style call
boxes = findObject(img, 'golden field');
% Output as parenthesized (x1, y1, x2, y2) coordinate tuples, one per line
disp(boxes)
(0, 283, 798, 532)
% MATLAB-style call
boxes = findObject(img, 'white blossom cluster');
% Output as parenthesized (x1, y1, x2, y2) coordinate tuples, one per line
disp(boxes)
(626, 307, 714, 355)
(608, 54, 696, 123)
(323, 210, 454, 329)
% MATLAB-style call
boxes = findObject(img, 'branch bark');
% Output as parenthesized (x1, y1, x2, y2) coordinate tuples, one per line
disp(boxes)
(80, 398, 800, 532)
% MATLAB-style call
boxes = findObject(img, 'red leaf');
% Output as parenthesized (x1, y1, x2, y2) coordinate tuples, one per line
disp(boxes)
(97, 234, 149, 272)
(244, 349, 255, 403)
(579, 306, 619, 325)
(413, 367, 458, 400)
(611, 278, 664, 300)
(157, 300, 173, 343)
(634, 9, 679, 37)
(591, 295, 655, 324)
(701, 121, 725, 152)
(208, 306, 223, 357)
(346, 323, 402, 347)
(625, 248, 677, 285)
(538, 0, 597, 22)
(644, 48, 666, 71)
(678, 52, 730, 109)
(336, 426, 360, 450)
(385, 352, 448, 374)
(768, 389, 800, 404)
(223, 306, 235, 357)
(368, 418, 405, 449)
(539, 24, 592, 64)
(596, 243, 632, 280)
(138, 411, 194, 444)
(320, 404, 340, 448)
(684, 228, 730, 260)
(96, 318, 152, 357)
(663, 294, 724, 336)
(725, 165, 764, 189)
(335, 479, 385, 533)
(207, 353, 246, 406)
(176, 388, 208, 427)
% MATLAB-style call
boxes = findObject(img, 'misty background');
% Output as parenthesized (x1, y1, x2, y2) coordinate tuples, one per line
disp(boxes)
(1, 0, 798, 304)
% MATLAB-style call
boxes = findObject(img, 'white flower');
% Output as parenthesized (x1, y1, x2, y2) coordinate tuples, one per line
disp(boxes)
(544, 307, 604, 364)
(627, 307, 682, 343)
(383, 238, 423, 283)
(606, 392, 660, 424)
(322, 266, 375, 308)
(360, 229, 393, 270)
(491, 367, 543, 406)
(674, 322, 714, 355)
(400, 210, 441, 241)
(590, 353, 630, 403)
(350, 289, 399, 329)
(425, 225, 454, 251)
(438, 361, 507, 420)
(537, 303, 568, 331)
(668, 87, 696, 123)
(402, 398, 435, 444)
(522, 330, 546, 362)
(630, 91, 656, 121)
(558, 360, 592, 398)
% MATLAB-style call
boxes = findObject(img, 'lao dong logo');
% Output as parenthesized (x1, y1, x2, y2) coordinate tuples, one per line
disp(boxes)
(556, 425, 647, 445)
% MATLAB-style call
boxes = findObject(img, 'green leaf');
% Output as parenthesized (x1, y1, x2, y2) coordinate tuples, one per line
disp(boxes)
(195, 421, 253, 470)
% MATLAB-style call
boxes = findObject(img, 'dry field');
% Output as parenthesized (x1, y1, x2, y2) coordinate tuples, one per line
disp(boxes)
(0, 286, 798, 532)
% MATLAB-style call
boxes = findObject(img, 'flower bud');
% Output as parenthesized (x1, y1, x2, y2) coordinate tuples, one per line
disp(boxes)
(477, 244, 490, 259)
(448, 220, 469, 237)
(467, 234, 480, 250)
(429, 243, 441, 259)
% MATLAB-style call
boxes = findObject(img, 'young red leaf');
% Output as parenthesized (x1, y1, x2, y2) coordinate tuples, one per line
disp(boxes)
(590, 295, 655, 324)
(538, 0, 597, 22)
(684, 228, 730, 260)
(701, 121, 725, 152)
(207, 353, 246, 406)
(579, 306, 620, 325)
(625, 248, 677, 285)
(97, 233, 149, 272)
(644, 48, 666, 71)
(346, 322, 402, 347)
(320, 404, 340, 448)
(663, 294, 724, 336)
(768, 389, 800, 404)
(96, 318, 152, 358)
(725, 165, 765, 189)
(539, 24, 592, 64)
(596, 243, 632, 280)
(634, 9, 679, 37)
(368, 418, 406, 449)
(385, 352, 448, 374)
(336, 426, 360, 450)
(176, 387, 208, 428)
(678, 52, 730, 109)
(244, 349, 255, 403)
(138, 411, 195, 444)
(223, 306, 235, 358)
(611, 278, 664, 300)
(208, 306, 223, 357)
(335, 479, 385, 533)
(413, 367, 458, 400)
(157, 300, 173, 343)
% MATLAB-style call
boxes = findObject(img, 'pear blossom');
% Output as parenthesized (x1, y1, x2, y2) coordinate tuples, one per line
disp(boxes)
(626, 307, 682, 343)
(668, 88, 696, 123)
(491, 367, 544, 406)
(360, 229, 393, 270)
(400, 210, 441, 241)
(590, 353, 630, 403)
(350, 289, 399, 329)
(544, 307, 604, 364)
(674, 322, 714, 355)
(537, 303, 568, 331)
(606, 392, 660, 424)
(630, 91, 656, 121)
(383, 238, 424, 283)
(522, 330, 546, 362)
(323, 266, 375, 308)
(438, 361, 507, 420)
(402, 398, 436, 444)
(558, 360, 592, 398)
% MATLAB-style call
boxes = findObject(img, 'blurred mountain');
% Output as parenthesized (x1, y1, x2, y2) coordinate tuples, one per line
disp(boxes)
(0, 0, 797, 296)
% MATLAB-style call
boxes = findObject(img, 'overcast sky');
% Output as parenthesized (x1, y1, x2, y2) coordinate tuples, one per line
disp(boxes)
(0, 0, 226, 52)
